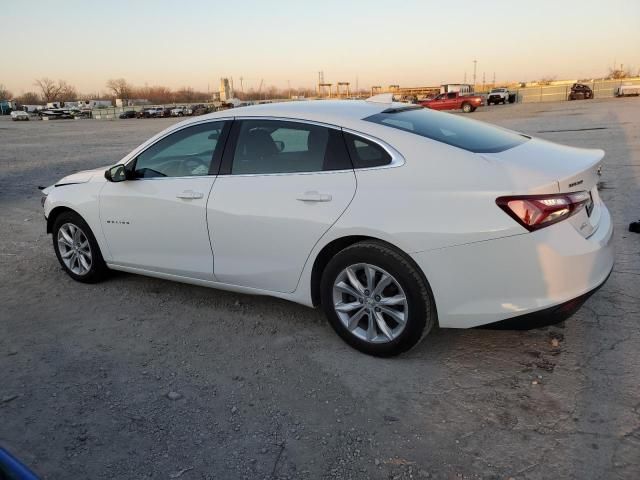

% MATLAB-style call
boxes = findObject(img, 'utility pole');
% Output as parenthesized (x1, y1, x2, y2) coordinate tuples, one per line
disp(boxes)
(464, 71, 467, 83)
(473, 59, 477, 87)
(239, 76, 244, 95)
(482, 72, 486, 90)
(492, 72, 495, 87)
(288, 80, 291, 99)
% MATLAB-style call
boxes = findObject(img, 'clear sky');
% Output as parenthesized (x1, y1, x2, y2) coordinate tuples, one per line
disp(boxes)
(3, 0, 639, 95)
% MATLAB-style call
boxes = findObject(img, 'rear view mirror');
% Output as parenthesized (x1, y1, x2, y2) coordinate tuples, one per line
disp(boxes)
(274, 140, 285, 152)
(105, 164, 127, 182)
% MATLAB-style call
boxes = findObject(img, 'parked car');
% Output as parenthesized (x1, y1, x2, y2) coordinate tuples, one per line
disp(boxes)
(136, 108, 154, 119)
(156, 107, 173, 118)
(419, 92, 483, 113)
(40, 100, 613, 356)
(171, 106, 187, 116)
(487, 88, 513, 105)
(119, 110, 136, 119)
(568, 83, 593, 100)
(10, 110, 30, 121)
(186, 104, 208, 116)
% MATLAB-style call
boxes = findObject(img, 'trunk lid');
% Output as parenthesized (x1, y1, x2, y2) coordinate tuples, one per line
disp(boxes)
(482, 137, 604, 237)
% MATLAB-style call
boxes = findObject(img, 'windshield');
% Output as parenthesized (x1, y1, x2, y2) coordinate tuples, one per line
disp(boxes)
(364, 107, 529, 153)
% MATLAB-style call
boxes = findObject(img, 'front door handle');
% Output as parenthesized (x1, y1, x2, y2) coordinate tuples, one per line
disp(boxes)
(296, 191, 332, 202)
(176, 190, 204, 200)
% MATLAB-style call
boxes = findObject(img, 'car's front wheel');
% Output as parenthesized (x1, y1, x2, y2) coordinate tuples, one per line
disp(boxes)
(52, 211, 108, 283)
(320, 241, 436, 357)
(461, 102, 472, 113)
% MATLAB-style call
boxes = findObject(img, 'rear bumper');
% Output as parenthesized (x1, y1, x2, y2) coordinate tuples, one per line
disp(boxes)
(411, 203, 614, 328)
(478, 267, 611, 330)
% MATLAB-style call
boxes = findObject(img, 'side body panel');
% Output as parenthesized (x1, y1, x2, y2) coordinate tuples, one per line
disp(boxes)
(207, 169, 356, 293)
(99, 177, 217, 279)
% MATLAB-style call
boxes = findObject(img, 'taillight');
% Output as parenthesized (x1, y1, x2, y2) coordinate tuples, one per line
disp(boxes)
(496, 191, 590, 231)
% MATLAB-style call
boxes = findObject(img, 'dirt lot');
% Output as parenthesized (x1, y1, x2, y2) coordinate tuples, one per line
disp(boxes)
(1, 99, 639, 480)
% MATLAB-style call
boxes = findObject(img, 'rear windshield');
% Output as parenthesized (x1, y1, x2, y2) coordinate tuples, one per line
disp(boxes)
(364, 108, 528, 153)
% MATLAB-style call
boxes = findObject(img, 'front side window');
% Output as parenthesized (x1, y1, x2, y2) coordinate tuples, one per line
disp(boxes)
(231, 120, 351, 174)
(134, 121, 226, 178)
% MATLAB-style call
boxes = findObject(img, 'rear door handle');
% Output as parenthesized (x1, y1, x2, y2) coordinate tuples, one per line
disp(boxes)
(176, 190, 204, 199)
(296, 191, 332, 202)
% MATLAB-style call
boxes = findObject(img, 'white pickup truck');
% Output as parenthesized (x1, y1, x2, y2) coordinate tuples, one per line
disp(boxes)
(487, 88, 511, 105)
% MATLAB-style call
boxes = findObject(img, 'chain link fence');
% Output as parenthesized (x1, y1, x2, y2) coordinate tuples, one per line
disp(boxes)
(492, 78, 640, 103)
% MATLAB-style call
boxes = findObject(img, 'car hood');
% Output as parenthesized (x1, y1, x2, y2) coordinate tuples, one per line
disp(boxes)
(55, 166, 111, 186)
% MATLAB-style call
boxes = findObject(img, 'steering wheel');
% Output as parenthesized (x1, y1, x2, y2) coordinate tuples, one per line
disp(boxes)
(180, 157, 209, 176)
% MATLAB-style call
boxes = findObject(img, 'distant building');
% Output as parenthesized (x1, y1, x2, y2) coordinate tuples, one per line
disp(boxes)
(116, 98, 150, 107)
(220, 78, 232, 102)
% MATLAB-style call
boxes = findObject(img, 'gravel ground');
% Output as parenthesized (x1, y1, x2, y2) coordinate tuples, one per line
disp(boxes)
(1, 99, 639, 480)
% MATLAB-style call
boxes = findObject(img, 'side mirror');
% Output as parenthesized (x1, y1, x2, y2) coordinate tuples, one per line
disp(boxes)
(105, 164, 127, 182)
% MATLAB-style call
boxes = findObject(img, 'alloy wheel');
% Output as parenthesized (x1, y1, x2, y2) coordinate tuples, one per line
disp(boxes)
(57, 223, 92, 276)
(332, 263, 408, 344)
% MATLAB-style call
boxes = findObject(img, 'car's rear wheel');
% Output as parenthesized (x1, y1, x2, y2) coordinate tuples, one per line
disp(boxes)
(462, 102, 472, 113)
(52, 211, 108, 283)
(320, 241, 436, 357)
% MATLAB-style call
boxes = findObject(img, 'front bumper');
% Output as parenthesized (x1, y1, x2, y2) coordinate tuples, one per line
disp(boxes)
(411, 204, 614, 328)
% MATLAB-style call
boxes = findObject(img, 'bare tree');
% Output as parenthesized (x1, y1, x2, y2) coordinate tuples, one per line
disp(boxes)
(175, 86, 196, 103)
(33, 78, 78, 103)
(106, 78, 132, 99)
(57, 80, 78, 102)
(34, 78, 62, 102)
(15, 92, 41, 105)
(0, 84, 12, 99)
(139, 85, 174, 104)
(606, 66, 633, 80)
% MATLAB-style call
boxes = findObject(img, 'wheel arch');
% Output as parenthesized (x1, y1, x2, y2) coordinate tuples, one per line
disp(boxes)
(309, 235, 436, 314)
(46, 206, 78, 233)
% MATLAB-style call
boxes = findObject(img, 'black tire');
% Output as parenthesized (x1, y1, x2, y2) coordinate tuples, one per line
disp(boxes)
(52, 211, 109, 283)
(461, 102, 472, 113)
(320, 241, 436, 357)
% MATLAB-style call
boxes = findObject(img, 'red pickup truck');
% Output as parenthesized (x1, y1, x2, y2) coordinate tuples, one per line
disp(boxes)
(419, 92, 483, 113)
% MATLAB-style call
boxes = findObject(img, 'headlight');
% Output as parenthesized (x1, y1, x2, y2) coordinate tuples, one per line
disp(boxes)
(39, 185, 52, 208)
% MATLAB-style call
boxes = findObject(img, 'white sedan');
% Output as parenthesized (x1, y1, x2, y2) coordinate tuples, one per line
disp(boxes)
(41, 99, 614, 356)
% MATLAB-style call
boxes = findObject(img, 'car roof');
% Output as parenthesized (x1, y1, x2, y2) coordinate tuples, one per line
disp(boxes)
(196, 100, 396, 129)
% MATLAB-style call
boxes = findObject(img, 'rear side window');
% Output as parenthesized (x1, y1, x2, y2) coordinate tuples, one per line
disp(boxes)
(364, 108, 528, 153)
(230, 120, 352, 174)
(343, 132, 392, 168)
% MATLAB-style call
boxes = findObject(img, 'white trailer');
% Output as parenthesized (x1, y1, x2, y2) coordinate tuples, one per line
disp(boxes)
(440, 84, 474, 94)
(616, 85, 640, 97)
